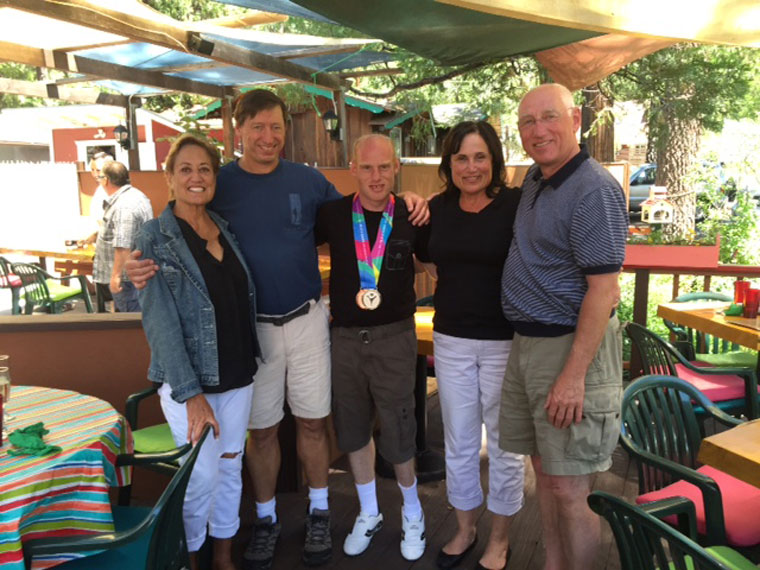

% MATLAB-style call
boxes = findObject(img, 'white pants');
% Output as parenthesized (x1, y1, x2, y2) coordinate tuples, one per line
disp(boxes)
(159, 382, 254, 551)
(433, 332, 525, 516)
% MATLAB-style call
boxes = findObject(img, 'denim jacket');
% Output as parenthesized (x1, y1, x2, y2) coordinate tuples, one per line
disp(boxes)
(136, 204, 261, 403)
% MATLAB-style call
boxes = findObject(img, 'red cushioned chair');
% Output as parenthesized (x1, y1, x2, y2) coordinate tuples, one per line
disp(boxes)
(625, 321, 759, 419)
(620, 374, 760, 547)
(0, 256, 23, 315)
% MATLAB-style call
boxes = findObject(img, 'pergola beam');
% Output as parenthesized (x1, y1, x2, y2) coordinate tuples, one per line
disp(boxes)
(0, 40, 230, 99)
(200, 12, 288, 28)
(0, 0, 349, 90)
(0, 77, 128, 106)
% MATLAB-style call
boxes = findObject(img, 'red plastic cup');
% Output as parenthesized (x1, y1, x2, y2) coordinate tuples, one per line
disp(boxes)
(743, 288, 760, 318)
(734, 280, 751, 304)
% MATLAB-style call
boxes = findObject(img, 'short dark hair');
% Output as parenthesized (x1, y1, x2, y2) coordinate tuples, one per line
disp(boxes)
(234, 89, 289, 127)
(438, 121, 506, 199)
(101, 161, 130, 187)
(164, 133, 221, 175)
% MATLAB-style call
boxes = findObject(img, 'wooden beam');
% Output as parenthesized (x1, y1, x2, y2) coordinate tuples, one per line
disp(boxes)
(0, 0, 348, 90)
(200, 12, 288, 28)
(52, 75, 99, 85)
(0, 77, 128, 106)
(0, 40, 229, 99)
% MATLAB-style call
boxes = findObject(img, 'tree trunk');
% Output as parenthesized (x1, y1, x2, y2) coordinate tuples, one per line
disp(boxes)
(581, 84, 615, 163)
(655, 109, 701, 241)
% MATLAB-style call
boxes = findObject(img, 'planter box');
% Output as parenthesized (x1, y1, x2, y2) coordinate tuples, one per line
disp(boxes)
(624, 235, 720, 270)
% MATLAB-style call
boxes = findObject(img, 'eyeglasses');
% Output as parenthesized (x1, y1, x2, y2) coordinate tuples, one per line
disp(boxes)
(518, 108, 573, 131)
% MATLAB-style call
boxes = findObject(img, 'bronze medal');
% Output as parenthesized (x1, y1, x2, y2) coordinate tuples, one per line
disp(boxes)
(360, 289, 382, 310)
(355, 289, 367, 309)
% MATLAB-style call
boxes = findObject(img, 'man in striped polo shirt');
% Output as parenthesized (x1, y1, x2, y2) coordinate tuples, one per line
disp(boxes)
(499, 83, 627, 570)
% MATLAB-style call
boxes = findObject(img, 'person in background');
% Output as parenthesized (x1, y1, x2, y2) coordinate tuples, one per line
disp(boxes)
(88, 152, 114, 228)
(136, 133, 260, 570)
(416, 121, 524, 570)
(499, 83, 627, 570)
(125, 89, 429, 570)
(92, 161, 152, 312)
(315, 134, 427, 562)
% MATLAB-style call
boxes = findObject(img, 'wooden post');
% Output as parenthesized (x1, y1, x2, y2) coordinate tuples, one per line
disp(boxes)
(126, 98, 141, 171)
(221, 95, 235, 161)
(630, 268, 650, 378)
(334, 89, 348, 167)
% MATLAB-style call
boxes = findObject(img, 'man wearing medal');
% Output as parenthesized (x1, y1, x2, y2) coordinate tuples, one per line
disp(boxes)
(315, 134, 428, 562)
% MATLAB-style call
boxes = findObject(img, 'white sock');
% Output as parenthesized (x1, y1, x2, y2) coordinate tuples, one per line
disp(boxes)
(308, 486, 329, 513)
(256, 497, 277, 523)
(398, 478, 422, 521)
(355, 479, 379, 517)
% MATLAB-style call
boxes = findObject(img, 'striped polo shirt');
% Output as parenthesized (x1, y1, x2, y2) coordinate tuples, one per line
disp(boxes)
(501, 148, 628, 337)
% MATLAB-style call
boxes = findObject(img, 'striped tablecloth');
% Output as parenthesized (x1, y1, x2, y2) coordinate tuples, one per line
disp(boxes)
(0, 386, 132, 569)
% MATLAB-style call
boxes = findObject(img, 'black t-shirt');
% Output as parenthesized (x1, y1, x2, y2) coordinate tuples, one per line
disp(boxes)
(416, 187, 521, 340)
(315, 194, 425, 327)
(176, 217, 257, 393)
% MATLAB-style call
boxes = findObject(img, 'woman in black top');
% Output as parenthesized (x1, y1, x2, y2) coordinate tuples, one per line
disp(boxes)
(136, 134, 260, 570)
(417, 121, 524, 570)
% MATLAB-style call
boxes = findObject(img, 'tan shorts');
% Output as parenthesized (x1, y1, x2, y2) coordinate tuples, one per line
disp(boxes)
(249, 299, 331, 429)
(330, 318, 417, 465)
(499, 316, 622, 476)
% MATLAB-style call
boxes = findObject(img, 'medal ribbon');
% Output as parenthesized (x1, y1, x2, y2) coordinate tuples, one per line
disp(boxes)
(352, 193, 395, 291)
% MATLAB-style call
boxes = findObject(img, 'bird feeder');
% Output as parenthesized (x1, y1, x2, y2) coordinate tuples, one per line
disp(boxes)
(641, 185, 674, 224)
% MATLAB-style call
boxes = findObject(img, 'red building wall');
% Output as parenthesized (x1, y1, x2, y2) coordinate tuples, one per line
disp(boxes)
(52, 125, 146, 163)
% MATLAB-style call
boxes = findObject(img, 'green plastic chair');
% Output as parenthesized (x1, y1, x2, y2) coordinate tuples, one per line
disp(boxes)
(663, 291, 756, 368)
(23, 426, 210, 570)
(588, 492, 756, 570)
(118, 385, 177, 506)
(11, 262, 93, 314)
(619, 375, 752, 546)
(0, 256, 23, 315)
(625, 322, 759, 419)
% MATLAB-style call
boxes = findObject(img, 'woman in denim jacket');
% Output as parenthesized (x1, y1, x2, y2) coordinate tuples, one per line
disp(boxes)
(136, 134, 261, 570)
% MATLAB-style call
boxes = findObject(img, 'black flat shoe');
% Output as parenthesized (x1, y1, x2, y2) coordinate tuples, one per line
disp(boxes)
(474, 546, 512, 570)
(436, 535, 478, 569)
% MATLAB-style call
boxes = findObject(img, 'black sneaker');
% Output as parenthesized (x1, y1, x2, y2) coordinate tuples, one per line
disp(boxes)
(302, 508, 332, 566)
(243, 516, 281, 570)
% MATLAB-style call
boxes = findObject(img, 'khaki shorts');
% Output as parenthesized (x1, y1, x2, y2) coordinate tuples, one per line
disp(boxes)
(249, 299, 331, 429)
(499, 316, 622, 476)
(330, 318, 417, 465)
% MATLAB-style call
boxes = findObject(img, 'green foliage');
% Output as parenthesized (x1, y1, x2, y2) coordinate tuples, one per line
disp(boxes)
(141, 0, 234, 21)
(607, 44, 760, 154)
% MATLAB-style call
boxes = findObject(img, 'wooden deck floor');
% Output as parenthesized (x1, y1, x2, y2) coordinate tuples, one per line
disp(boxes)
(228, 392, 638, 570)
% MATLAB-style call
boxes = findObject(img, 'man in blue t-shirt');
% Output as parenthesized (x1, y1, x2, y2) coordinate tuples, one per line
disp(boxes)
(127, 90, 428, 570)
(499, 83, 627, 570)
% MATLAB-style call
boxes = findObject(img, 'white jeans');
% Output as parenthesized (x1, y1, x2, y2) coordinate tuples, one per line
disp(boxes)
(159, 382, 254, 551)
(433, 332, 525, 516)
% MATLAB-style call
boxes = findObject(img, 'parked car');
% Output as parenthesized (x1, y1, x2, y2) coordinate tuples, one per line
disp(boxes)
(628, 163, 657, 212)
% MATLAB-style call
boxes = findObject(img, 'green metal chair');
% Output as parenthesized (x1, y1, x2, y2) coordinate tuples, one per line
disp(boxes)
(625, 322, 759, 419)
(0, 256, 23, 315)
(663, 291, 756, 368)
(11, 262, 94, 314)
(620, 375, 760, 547)
(23, 426, 210, 570)
(588, 491, 757, 570)
(118, 385, 177, 506)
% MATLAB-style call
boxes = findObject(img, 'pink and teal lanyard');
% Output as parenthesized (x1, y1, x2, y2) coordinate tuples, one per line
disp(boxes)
(352, 193, 395, 291)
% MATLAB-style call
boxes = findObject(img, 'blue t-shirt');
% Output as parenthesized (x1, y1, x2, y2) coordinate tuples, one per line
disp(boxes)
(211, 159, 341, 315)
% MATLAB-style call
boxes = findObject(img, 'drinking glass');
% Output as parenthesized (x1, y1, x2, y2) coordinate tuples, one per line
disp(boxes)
(734, 280, 751, 304)
(744, 289, 760, 319)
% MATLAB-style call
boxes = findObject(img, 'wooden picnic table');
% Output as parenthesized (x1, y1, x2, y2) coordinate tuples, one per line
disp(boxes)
(657, 301, 760, 352)
(698, 418, 760, 489)
(0, 246, 94, 274)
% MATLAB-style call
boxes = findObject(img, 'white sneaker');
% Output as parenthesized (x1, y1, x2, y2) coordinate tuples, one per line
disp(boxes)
(400, 512, 426, 561)
(343, 512, 383, 556)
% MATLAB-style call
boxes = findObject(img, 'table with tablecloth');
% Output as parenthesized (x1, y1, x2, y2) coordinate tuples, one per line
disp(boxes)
(0, 386, 132, 569)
